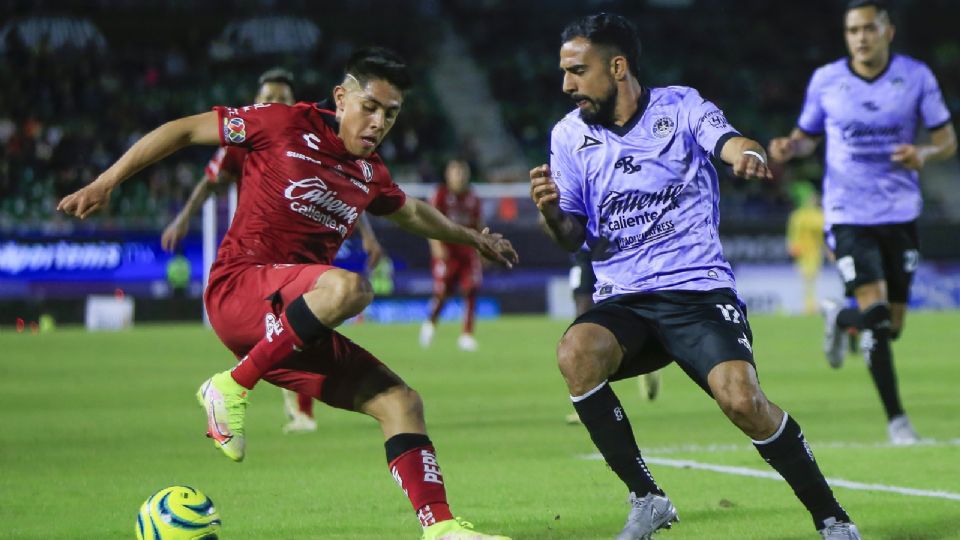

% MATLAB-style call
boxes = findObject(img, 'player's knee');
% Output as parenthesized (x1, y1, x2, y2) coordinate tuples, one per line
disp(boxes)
(716, 390, 766, 426)
(327, 272, 374, 315)
(556, 331, 613, 395)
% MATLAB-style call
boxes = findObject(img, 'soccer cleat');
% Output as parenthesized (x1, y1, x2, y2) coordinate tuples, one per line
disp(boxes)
(887, 414, 920, 445)
(616, 492, 679, 540)
(819, 519, 862, 539)
(565, 412, 582, 425)
(457, 333, 478, 352)
(283, 411, 317, 434)
(421, 518, 511, 540)
(640, 371, 662, 401)
(196, 371, 249, 462)
(820, 299, 846, 369)
(420, 322, 435, 348)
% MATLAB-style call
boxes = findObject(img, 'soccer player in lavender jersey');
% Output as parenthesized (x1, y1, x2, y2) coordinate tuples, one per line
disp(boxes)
(159, 68, 383, 435)
(58, 48, 516, 540)
(530, 14, 860, 540)
(769, 0, 956, 445)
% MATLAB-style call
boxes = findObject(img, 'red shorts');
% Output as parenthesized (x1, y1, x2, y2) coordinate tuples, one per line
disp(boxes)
(431, 255, 482, 295)
(204, 262, 394, 410)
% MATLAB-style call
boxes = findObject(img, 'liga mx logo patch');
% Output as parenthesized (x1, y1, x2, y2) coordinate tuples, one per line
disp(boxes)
(652, 116, 675, 138)
(356, 159, 374, 182)
(224, 117, 246, 144)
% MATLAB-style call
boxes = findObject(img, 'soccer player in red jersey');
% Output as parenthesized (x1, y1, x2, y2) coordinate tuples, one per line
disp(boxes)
(419, 158, 484, 352)
(58, 48, 516, 540)
(159, 68, 383, 435)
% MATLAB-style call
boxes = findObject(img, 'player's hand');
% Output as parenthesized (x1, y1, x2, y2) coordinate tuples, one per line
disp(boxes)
(891, 144, 925, 170)
(530, 164, 560, 212)
(767, 137, 795, 163)
(56, 178, 113, 219)
(473, 227, 518, 269)
(733, 152, 774, 181)
(161, 217, 190, 253)
(362, 235, 384, 270)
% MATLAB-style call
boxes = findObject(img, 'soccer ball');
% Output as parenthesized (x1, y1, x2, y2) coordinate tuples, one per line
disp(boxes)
(136, 486, 221, 540)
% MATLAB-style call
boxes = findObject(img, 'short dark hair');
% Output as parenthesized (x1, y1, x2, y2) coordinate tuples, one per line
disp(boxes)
(258, 67, 295, 90)
(345, 47, 412, 92)
(845, 0, 890, 17)
(561, 13, 642, 78)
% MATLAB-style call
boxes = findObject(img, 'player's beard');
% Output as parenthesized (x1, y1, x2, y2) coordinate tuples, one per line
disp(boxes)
(576, 85, 617, 126)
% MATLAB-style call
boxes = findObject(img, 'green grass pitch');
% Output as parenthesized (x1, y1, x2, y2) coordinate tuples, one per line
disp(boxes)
(1, 313, 958, 539)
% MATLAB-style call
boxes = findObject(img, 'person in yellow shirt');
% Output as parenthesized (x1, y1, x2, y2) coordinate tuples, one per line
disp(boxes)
(786, 183, 825, 314)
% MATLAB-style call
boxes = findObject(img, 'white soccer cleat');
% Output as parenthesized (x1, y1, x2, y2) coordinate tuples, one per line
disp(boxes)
(616, 492, 679, 540)
(820, 299, 846, 369)
(283, 411, 317, 434)
(819, 518, 862, 539)
(457, 333, 478, 352)
(420, 321, 436, 348)
(888, 414, 920, 445)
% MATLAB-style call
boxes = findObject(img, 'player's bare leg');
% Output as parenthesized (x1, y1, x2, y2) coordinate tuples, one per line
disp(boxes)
(199, 268, 372, 461)
(421, 286, 449, 349)
(853, 280, 917, 444)
(707, 361, 855, 535)
(557, 323, 677, 538)
(355, 367, 509, 539)
(457, 288, 478, 352)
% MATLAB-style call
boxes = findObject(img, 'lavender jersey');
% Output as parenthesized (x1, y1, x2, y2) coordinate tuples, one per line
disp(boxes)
(798, 54, 952, 226)
(550, 86, 740, 301)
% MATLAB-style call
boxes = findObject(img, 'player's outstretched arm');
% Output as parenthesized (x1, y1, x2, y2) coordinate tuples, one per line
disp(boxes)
(529, 164, 585, 252)
(768, 128, 822, 164)
(719, 136, 774, 180)
(891, 123, 957, 171)
(386, 198, 518, 268)
(58, 111, 220, 219)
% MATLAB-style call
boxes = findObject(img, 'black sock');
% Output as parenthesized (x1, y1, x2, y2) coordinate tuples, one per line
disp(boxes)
(860, 303, 904, 420)
(754, 414, 849, 530)
(385, 433, 432, 462)
(836, 307, 861, 330)
(862, 328, 904, 420)
(572, 381, 662, 497)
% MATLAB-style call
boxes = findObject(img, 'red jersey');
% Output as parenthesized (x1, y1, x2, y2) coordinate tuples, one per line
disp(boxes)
(210, 102, 406, 268)
(430, 184, 481, 259)
(203, 146, 247, 185)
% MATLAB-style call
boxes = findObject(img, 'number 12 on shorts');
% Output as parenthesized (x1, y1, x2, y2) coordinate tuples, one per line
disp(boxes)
(716, 304, 742, 324)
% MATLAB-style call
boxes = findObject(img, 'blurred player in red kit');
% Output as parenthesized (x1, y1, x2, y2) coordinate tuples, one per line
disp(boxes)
(420, 158, 484, 352)
(58, 47, 515, 540)
(159, 68, 383, 435)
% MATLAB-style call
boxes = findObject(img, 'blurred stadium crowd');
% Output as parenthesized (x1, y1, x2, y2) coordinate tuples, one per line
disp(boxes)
(2, 0, 958, 232)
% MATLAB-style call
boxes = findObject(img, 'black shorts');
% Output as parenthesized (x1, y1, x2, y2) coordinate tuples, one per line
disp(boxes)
(830, 221, 919, 303)
(570, 288, 755, 396)
(570, 249, 597, 296)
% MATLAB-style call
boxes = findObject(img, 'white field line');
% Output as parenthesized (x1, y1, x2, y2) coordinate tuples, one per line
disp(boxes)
(611, 438, 960, 456)
(580, 443, 960, 502)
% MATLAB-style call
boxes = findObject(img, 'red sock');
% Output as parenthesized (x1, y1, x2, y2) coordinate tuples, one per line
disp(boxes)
(230, 311, 304, 389)
(389, 445, 454, 527)
(463, 289, 477, 335)
(296, 392, 314, 417)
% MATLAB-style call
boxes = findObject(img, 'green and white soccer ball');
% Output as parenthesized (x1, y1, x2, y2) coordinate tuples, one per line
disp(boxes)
(136, 486, 221, 540)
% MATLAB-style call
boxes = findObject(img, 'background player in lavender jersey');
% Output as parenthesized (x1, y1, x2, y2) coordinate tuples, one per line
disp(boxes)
(769, 0, 956, 445)
(531, 14, 860, 540)
(57, 48, 515, 540)
(159, 67, 384, 435)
